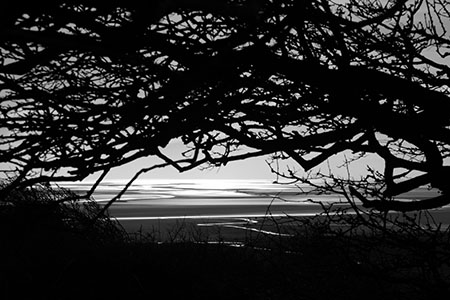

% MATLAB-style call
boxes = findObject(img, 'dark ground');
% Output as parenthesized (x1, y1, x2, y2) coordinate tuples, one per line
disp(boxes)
(1, 189, 449, 300)
(1, 218, 449, 300)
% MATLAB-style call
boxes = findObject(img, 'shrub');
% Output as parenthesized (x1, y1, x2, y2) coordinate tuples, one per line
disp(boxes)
(0, 179, 127, 244)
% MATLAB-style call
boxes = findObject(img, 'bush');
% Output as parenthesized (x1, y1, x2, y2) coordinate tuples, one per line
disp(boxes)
(0, 180, 127, 244)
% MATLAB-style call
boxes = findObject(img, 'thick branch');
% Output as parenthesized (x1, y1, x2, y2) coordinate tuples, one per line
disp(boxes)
(350, 186, 450, 212)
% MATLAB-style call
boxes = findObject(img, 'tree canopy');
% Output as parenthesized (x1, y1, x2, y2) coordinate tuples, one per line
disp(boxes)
(1, 0, 450, 211)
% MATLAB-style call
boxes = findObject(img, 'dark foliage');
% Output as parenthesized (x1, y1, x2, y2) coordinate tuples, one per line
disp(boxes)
(0, 180, 126, 243)
(1, 0, 450, 210)
(0, 180, 449, 299)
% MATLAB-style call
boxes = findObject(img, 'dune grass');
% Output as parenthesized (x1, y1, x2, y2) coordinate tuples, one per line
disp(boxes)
(1, 183, 449, 299)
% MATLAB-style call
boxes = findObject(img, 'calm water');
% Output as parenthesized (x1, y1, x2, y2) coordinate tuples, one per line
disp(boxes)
(60, 179, 450, 237)
(61, 179, 347, 219)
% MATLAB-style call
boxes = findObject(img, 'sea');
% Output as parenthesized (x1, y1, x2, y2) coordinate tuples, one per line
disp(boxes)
(61, 179, 345, 218)
(60, 179, 450, 240)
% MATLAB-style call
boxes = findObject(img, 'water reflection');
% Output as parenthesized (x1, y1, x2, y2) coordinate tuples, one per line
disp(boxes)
(59, 179, 448, 237)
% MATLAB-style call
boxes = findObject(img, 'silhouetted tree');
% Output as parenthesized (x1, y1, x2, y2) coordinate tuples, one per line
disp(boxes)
(1, 0, 450, 211)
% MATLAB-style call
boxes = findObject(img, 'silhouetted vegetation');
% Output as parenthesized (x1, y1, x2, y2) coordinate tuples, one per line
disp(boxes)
(1, 1, 450, 298)
(1, 0, 450, 211)
(0, 182, 449, 299)
(0, 179, 125, 242)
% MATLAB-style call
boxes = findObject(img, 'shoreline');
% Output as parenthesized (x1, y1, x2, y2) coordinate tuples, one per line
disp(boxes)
(115, 215, 298, 242)
(113, 206, 450, 243)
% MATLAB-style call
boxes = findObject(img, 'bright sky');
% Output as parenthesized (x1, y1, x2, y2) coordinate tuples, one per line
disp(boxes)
(90, 155, 276, 180)
(84, 138, 384, 182)
(85, 139, 278, 181)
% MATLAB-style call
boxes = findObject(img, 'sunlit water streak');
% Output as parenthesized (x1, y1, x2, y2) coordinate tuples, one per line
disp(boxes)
(63, 179, 342, 204)
(60, 179, 449, 237)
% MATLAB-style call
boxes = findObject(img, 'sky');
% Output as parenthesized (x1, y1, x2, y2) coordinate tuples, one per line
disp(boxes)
(89, 155, 276, 181)
(83, 139, 385, 182)
(84, 139, 278, 181)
